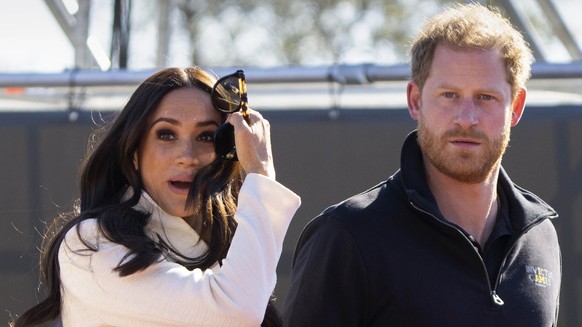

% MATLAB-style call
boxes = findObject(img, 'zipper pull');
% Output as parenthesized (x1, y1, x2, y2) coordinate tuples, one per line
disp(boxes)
(491, 291, 504, 306)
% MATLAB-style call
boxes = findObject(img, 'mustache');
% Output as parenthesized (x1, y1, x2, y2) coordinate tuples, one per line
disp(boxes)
(442, 127, 488, 141)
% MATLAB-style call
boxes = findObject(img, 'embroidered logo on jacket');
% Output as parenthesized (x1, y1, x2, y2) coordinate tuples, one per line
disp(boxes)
(526, 265, 552, 287)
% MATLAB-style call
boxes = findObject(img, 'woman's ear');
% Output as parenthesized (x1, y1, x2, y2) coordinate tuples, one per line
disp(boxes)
(511, 88, 527, 126)
(133, 152, 139, 171)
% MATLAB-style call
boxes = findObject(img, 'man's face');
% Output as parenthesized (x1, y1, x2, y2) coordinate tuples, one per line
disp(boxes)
(407, 45, 523, 184)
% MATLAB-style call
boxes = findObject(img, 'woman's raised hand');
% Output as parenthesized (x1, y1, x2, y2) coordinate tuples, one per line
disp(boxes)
(226, 108, 276, 180)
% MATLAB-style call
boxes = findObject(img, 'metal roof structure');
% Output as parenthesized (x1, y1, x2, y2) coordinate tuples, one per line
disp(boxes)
(1, 0, 581, 112)
(1, 62, 582, 113)
(42, 0, 582, 70)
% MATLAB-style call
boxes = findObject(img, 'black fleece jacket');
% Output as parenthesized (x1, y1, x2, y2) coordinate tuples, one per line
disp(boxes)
(283, 131, 561, 327)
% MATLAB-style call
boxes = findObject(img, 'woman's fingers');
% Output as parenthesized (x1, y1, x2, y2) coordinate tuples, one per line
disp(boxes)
(227, 109, 276, 179)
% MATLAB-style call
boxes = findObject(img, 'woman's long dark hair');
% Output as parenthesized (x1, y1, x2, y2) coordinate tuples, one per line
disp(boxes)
(14, 67, 281, 327)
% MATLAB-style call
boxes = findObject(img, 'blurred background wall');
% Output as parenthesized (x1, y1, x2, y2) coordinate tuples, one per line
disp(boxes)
(1, 102, 581, 325)
(2, 0, 582, 325)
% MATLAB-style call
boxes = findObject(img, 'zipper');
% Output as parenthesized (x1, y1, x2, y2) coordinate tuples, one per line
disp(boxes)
(411, 200, 555, 308)
(490, 290, 504, 306)
(490, 216, 552, 300)
(410, 201, 503, 307)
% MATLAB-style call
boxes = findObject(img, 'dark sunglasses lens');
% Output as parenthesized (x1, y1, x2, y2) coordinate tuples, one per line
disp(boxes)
(212, 76, 242, 113)
(214, 122, 238, 160)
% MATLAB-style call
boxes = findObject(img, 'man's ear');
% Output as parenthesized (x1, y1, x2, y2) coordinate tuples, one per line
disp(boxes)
(511, 88, 527, 126)
(407, 81, 422, 121)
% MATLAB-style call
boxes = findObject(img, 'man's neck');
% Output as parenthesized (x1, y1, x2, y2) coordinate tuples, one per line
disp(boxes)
(424, 162, 500, 247)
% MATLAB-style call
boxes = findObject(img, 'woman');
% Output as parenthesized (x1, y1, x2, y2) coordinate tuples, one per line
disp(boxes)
(13, 67, 301, 326)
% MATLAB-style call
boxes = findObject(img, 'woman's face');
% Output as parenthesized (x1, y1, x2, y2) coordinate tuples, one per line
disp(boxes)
(136, 87, 220, 218)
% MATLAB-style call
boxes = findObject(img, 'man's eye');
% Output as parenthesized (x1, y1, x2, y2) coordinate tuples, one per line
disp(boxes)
(479, 94, 493, 101)
(443, 92, 455, 98)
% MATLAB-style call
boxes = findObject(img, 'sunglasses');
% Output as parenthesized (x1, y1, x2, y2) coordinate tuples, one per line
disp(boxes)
(210, 70, 248, 160)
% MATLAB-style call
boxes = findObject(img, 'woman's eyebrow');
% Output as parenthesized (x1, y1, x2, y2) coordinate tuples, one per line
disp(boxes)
(150, 117, 180, 128)
(197, 120, 220, 127)
(150, 117, 219, 129)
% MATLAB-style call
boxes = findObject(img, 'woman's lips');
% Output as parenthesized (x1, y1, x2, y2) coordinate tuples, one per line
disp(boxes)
(168, 180, 192, 195)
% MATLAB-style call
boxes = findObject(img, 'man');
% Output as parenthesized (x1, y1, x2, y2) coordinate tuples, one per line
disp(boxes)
(282, 3, 561, 327)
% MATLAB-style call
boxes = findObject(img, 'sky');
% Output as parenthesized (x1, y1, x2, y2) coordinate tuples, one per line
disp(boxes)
(0, 0, 74, 72)
(1, 0, 581, 74)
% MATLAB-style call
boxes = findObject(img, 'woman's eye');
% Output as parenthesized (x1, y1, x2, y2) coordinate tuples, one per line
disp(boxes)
(198, 132, 215, 143)
(479, 94, 493, 101)
(156, 129, 176, 141)
(442, 92, 455, 98)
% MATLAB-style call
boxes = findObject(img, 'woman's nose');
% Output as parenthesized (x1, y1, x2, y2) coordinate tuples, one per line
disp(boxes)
(175, 140, 199, 166)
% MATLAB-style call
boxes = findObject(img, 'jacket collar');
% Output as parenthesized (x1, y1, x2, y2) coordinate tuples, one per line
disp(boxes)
(397, 130, 557, 230)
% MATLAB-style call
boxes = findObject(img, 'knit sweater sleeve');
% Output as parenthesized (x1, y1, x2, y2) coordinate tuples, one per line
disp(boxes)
(59, 174, 301, 327)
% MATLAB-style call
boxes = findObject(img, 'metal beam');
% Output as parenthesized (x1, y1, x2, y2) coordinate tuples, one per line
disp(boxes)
(535, 0, 582, 60)
(496, 0, 548, 61)
(43, 0, 76, 42)
(1, 62, 581, 88)
(111, 0, 132, 69)
(44, 0, 99, 69)
(157, 0, 173, 67)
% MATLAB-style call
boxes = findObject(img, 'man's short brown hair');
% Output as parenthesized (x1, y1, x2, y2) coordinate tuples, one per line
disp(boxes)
(410, 3, 533, 98)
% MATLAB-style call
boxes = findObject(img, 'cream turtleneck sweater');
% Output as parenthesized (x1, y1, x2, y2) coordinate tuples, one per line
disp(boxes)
(59, 174, 301, 326)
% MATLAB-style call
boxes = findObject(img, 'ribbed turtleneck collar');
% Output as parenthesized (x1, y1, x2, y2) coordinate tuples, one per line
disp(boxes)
(134, 191, 210, 260)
